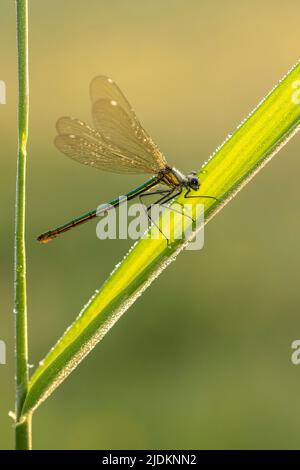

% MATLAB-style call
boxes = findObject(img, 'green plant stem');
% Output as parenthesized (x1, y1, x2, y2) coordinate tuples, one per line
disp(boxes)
(15, 415, 32, 450)
(14, 0, 31, 450)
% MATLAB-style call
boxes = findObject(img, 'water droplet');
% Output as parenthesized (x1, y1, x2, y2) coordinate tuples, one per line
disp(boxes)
(8, 411, 16, 421)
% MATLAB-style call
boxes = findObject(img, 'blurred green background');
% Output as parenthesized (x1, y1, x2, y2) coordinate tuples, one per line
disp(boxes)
(1, 0, 300, 450)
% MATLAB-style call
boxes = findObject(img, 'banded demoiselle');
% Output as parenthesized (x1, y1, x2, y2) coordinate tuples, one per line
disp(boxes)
(37, 76, 216, 243)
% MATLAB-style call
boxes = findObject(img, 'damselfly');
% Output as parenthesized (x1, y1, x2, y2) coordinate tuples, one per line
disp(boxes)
(37, 76, 216, 244)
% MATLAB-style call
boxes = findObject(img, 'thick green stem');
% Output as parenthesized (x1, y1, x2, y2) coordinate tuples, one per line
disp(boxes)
(15, 415, 32, 450)
(14, 0, 31, 450)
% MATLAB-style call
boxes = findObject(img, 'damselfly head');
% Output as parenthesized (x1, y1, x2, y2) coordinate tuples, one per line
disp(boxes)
(187, 172, 200, 191)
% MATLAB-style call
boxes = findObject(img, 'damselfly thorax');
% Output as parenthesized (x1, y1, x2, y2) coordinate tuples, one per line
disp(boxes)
(159, 167, 185, 187)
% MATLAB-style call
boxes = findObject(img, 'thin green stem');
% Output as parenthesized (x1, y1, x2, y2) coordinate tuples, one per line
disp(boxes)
(14, 0, 31, 450)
